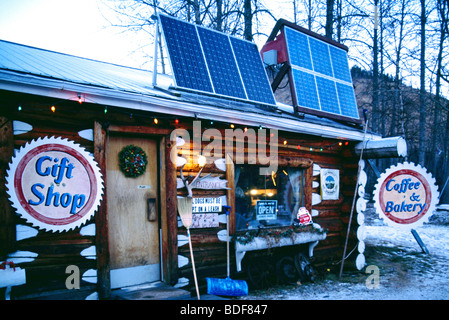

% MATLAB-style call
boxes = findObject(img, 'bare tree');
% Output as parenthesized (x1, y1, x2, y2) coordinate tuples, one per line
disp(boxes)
(418, 0, 427, 165)
(325, 0, 335, 38)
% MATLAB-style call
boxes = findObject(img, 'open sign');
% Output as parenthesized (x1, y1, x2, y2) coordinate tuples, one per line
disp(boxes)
(6, 137, 103, 232)
(256, 200, 277, 220)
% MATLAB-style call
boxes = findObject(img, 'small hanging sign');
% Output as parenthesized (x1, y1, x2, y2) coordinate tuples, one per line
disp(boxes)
(320, 168, 340, 200)
(177, 176, 229, 190)
(256, 200, 277, 220)
(192, 197, 223, 213)
(191, 213, 219, 228)
(6, 137, 104, 232)
(297, 207, 312, 225)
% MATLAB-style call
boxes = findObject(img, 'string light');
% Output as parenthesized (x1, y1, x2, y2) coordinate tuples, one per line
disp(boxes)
(12, 104, 350, 154)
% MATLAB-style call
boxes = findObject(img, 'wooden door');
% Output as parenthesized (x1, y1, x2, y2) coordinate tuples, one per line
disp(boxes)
(106, 135, 160, 289)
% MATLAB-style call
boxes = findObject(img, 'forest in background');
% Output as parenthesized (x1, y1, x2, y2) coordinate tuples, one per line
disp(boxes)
(102, 0, 449, 202)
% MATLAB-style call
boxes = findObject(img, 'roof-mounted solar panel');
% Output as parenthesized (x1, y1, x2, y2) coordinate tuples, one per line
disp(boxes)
(158, 14, 276, 107)
(261, 19, 360, 123)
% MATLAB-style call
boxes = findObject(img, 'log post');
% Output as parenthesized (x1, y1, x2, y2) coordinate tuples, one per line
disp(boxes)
(354, 136, 407, 159)
(0, 117, 15, 257)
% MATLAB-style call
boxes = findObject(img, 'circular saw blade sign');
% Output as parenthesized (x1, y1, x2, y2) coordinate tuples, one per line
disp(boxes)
(6, 137, 104, 232)
(373, 162, 439, 230)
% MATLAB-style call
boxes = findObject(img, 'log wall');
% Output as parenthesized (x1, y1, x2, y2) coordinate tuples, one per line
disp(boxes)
(174, 128, 360, 293)
(1, 91, 360, 298)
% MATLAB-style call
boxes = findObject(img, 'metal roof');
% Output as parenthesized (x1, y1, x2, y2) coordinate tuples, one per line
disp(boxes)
(0, 39, 173, 95)
(0, 39, 379, 141)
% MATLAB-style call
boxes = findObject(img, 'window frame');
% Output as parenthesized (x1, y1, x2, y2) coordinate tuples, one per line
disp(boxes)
(231, 155, 314, 233)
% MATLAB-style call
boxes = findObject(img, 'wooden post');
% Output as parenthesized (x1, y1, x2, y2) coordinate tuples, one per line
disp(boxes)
(225, 154, 236, 236)
(0, 117, 15, 257)
(94, 121, 111, 299)
(163, 136, 179, 284)
(411, 229, 429, 254)
(354, 136, 407, 159)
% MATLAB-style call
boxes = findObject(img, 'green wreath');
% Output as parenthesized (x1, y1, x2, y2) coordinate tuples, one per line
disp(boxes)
(119, 145, 148, 178)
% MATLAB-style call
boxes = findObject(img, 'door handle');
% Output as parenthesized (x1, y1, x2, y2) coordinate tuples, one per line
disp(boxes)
(147, 198, 157, 221)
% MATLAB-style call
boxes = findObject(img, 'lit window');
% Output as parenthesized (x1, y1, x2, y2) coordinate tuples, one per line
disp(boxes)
(235, 165, 305, 231)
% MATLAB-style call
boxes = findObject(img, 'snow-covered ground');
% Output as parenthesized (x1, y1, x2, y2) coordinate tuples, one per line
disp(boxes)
(238, 205, 449, 300)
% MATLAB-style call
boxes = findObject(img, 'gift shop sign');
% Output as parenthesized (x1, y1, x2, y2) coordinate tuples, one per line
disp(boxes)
(6, 137, 103, 232)
(373, 162, 439, 229)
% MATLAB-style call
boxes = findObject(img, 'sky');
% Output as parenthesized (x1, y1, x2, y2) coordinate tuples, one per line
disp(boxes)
(0, 0, 150, 68)
(0, 0, 289, 71)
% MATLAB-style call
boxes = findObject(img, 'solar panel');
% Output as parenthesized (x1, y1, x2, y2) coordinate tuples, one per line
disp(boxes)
(159, 15, 213, 93)
(309, 38, 333, 77)
(291, 69, 319, 111)
(329, 46, 352, 83)
(159, 14, 276, 106)
(197, 27, 246, 99)
(283, 25, 359, 121)
(230, 37, 276, 105)
(315, 76, 339, 114)
(336, 82, 359, 118)
(282, 28, 312, 70)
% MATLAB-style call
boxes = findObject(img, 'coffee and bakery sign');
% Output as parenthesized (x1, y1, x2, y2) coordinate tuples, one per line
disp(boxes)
(373, 162, 439, 229)
(6, 137, 103, 232)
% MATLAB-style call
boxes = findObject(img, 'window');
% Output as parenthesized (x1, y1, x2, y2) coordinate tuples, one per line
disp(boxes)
(235, 165, 306, 231)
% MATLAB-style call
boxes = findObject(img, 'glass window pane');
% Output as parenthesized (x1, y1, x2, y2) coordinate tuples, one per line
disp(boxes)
(235, 165, 305, 231)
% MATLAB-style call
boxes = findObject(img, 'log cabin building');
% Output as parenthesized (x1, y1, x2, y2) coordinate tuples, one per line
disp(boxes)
(0, 17, 394, 300)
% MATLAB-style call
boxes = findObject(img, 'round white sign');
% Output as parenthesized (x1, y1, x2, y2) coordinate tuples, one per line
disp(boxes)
(6, 137, 103, 232)
(373, 162, 439, 229)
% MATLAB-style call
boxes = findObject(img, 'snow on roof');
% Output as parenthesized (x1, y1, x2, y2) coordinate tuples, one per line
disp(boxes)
(0, 39, 173, 95)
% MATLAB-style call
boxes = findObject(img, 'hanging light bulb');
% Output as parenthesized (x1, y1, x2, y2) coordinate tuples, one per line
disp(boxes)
(18, 105, 22, 111)
(175, 118, 179, 125)
(230, 124, 235, 129)
(77, 94, 83, 104)
(154, 118, 159, 124)
(51, 105, 56, 112)
(198, 155, 207, 167)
